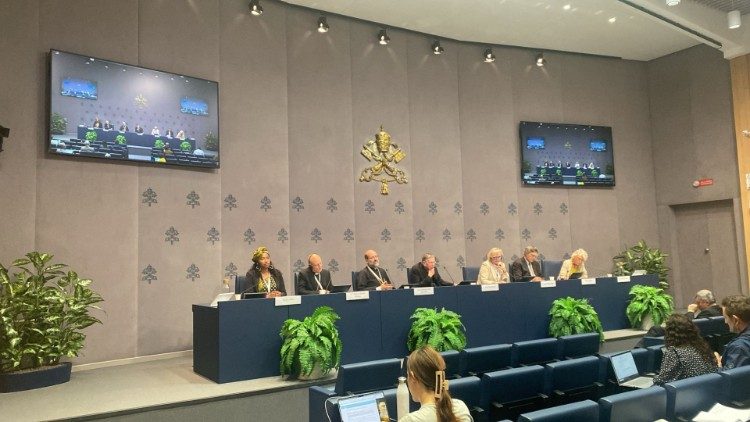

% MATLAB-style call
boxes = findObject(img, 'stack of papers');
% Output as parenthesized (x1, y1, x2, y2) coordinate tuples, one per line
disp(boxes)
(692, 403, 750, 422)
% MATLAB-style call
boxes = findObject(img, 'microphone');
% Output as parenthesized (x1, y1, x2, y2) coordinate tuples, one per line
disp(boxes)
(441, 265, 458, 285)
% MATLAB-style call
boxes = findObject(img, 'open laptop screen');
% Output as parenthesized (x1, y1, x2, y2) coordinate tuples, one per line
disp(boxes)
(338, 391, 389, 422)
(610, 351, 639, 383)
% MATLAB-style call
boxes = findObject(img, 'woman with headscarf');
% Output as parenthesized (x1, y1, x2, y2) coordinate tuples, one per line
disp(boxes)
(243, 246, 286, 298)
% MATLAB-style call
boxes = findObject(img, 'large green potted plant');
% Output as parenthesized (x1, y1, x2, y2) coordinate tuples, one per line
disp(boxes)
(50, 112, 67, 135)
(626, 285, 674, 330)
(407, 307, 466, 352)
(179, 141, 191, 152)
(0, 252, 103, 392)
(612, 240, 670, 289)
(279, 306, 342, 380)
(204, 131, 218, 151)
(115, 134, 127, 146)
(84, 130, 97, 142)
(548, 297, 604, 342)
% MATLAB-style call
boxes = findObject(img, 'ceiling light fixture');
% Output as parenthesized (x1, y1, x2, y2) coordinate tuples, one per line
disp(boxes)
(248, 0, 263, 16)
(483, 48, 496, 63)
(317, 16, 329, 33)
(729, 10, 741, 29)
(377, 29, 390, 45)
(666, 0, 680, 6)
(536, 53, 546, 67)
(431, 40, 444, 55)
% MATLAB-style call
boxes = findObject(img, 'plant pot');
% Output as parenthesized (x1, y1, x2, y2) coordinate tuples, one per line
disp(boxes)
(0, 362, 72, 393)
(297, 363, 325, 381)
(641, 314, 654, 331)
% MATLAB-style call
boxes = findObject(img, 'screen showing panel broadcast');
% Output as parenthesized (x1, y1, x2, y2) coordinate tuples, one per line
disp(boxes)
(519, 121, 615, 187)
(48, 49, 220, 169)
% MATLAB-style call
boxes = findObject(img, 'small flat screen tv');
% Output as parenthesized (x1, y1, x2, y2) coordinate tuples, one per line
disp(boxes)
(519, 121, 615, 187)
(48, 49, 219, 169)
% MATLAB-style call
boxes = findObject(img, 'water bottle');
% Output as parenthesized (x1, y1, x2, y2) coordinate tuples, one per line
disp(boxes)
(397, 376, 409, 420)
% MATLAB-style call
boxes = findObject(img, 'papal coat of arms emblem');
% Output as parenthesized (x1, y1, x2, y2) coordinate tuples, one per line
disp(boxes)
(359, 126, 408, 195)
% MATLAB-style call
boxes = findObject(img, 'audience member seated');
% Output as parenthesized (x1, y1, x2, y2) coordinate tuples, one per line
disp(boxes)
(243, 246, 285, 298)
(176, 129, 186, 140)
(653, 314, 717, 385)
(478, 247, 509, 284)
(557, 248, 588, 280)
(296, 253, 333, 295)
(686, 289, 722, 320)
(510, 246, 543, 282)
(92, 116, 101, 128)
(163, 143, 173, 155)
(193, 148, 205, 156)
(119, 121, 128, 132)
(165, 128, 174, 138)
(134, 124, 144, 134)
(720, 295, 750, 369)
(408, 253, 452, 287)
(103, 120, 112, 130)
(355, 249, 394, 291)
(79, 140, 95, 152)
(400, 345, 472, 422)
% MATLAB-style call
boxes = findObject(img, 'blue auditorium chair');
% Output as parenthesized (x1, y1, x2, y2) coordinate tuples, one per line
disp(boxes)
(512, 338, 560, 366)
(461, 266, 480, 283)
(664, 372, 723, 421)
(462, 344, 512, 376)
(350, 271, 358, 290)
(517, 399, 599, 422)
(598, 386, 667, 422)
(641, 336, 665, 348)
(719, 365, 750, 407)
(557, 332, 600, 359)
(449, 376, 488, 422)
(646, 345, 664, 373)
(540, 260, 563, 280)
(334, 358, 402, 394)
(308, 386, 336, 422)
(544, 356, 604, 405)
(481, 365, 549, 421)
(441, 350, 463, 378)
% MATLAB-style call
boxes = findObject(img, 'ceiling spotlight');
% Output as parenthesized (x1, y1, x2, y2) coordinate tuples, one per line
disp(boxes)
(431, 40, 444, 55)
(536, 53, 546, 67)
(248, 0, 263, 16)
(483, 48, 496, 63)
(377, 29, 390, 45)
(666, 0, 680, 5)
(729, 10, 741, 29)
(317, 16, 329, 33)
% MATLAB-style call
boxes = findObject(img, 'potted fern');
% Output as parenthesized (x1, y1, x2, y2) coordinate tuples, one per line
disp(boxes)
(613, 240, 670, 289)
(115, 134, 127, 145)
(0, 252, 103, 392)
(626, 285, 674, 330)
(407, 307, 466, 352)
(279, 306, 342, 380)
(548, 297, 603, 341)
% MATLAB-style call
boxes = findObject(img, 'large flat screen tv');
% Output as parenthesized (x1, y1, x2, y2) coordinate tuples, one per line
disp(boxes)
(519, 121, 614, 187)
(48, 49, 219, 168)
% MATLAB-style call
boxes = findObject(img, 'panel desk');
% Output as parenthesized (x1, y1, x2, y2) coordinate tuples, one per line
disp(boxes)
(192, 274, 657, 383)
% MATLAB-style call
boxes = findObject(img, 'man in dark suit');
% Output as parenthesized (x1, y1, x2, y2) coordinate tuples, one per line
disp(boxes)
(686, 289, 722, 319)
(408, 253, 453, 287)
(510, 246, 543, 282)
(355, 249, 394, 291)
(296, 253, 333, 295)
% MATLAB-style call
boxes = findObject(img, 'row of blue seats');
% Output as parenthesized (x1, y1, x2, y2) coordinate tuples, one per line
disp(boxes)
(311, 365, 750, 422)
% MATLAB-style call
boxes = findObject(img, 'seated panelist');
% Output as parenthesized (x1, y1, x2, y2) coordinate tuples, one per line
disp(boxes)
(165, 128, 174, 138)
(243, 246, 285, 298)
(151, 126, 160, 136)
(558, 248, 589, 280)
(296, 253, 333, 295)
(134, 124, 144, 134)
(408, 253, 452, 287)
(103, 120, 113, 130)
(478, 247, 509, 284)
(355, 249, 394, 291)
(92, 116, 101, 128)
(176, 129, 186, 140)
(510, 246, 543, 282)
(119, 121, 128, 132)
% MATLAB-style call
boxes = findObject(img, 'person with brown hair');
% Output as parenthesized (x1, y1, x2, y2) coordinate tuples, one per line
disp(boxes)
(652, 314, 717, 385)
(401, 345, 473, 422)
(720, 294, 750, 369)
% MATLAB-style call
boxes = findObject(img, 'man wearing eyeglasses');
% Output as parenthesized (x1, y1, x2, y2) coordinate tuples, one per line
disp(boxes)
(510, 246, 544, 282)
(355, 250, 394, 291)
(296, 253, 333, 295)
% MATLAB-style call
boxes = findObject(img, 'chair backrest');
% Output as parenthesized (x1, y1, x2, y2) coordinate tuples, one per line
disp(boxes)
(441, 350, 463, 378)
(234, 275, 246, 294)
(557, 333, 600, 359)
(598, 387, 667, 422)
(481, 365, 547, 406)
(646, 345, 664, 373)
(719, 365, 750, 407)
(463, 344, 512, 375)
(544, 355, 601, 393)
(517, 399, 599, 422)
(350, 271, 358, 290)
(692, 317, 714, 336)
(461, 266, 480, 282)
(308, 386, 336, 422)
(335, 358, 402, 395)
(664, 372, 723, 421)
(707, 316, 729, 334)
(448, 376, 483, 410)
(512, 338, 560, 366)
(540, 260, 563, 280)
(293, 271, 300, 295)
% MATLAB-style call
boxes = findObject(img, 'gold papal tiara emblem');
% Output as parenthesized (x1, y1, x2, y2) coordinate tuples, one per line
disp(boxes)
(359, 126, 408, 195)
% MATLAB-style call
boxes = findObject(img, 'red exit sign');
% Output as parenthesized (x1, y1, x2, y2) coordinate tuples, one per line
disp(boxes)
(693, 178, 714, 187)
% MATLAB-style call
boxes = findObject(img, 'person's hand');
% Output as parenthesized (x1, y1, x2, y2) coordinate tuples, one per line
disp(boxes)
(715, 352, 722, 367)
(266, 290, 283, 298)
(687, 303, 698, 313)
(531, 276, 543, 282)
(380, 283, 395, 290)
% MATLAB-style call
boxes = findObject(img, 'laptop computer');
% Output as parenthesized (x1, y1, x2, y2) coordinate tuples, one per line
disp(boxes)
(338, 391, 390, 422)
(610, 350, 654, 389)
(241, 292, 268, 299)
(568, 272, 583, 279)
(330, 284, 351, 293)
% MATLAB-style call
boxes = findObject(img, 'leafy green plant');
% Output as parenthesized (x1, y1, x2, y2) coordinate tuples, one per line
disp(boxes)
(154, 139, 165, 149)
(50, 113, 67, 135)
(521, 160, 531, 173)
(548, 297, 603, 342)
(279, 306, 342, 378)
(179, 141, 191, 151)
(85, 131, 97, 141)
(204, 131, 218, 151)
(0, 252, 103, 373)
(613, 240, 670, 288)
(626, 285, 674, 329)
(407, 307, 466, 352)
(115, 134, 127, 145)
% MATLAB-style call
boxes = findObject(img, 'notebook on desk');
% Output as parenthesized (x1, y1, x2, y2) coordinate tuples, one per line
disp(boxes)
(330, 284, 351, 293)
(338, 391, 390, 422)
(611, 350, 654, 389)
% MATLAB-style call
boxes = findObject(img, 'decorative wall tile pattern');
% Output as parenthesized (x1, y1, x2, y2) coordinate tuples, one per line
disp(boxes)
(142, 188, 157, 206)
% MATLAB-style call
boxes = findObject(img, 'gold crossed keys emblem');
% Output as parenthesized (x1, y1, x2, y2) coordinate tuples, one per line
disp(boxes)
(359, 126, 408, 195)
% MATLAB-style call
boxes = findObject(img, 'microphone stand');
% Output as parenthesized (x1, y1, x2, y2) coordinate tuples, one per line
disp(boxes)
(442, 265, 458, 285)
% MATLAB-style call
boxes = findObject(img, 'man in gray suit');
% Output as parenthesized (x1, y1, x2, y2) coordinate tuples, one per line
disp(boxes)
(296, 253, 333, 295)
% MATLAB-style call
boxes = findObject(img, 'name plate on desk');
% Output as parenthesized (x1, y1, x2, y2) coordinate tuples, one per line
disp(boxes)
(540, 280, 557, 288)
(617, 276, 631, 283)
(413, 287, 434, 296)
(581, 278, 596, 286)
(481, 284, 499, 292)
(346, 291, 370, 301)
(275, 295, 301, 307)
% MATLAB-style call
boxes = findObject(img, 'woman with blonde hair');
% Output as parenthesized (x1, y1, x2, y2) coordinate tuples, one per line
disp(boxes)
(401, 345, 473, 422)
(477, 247, 509, 284)
(243, 246, 286, 298)
(558, 248, 589, 280)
